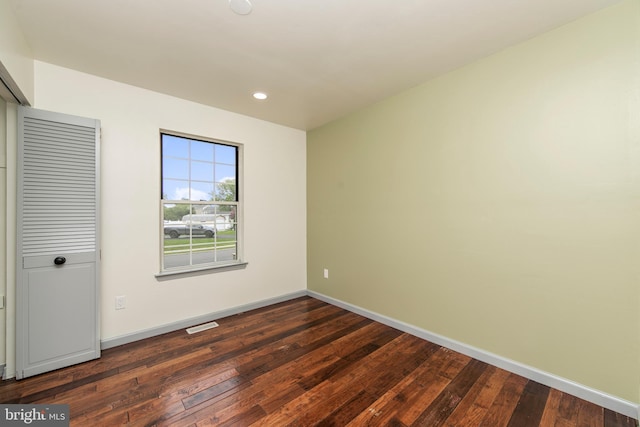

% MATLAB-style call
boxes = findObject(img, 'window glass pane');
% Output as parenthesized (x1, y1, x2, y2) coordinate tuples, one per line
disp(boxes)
(215, 164, 236, 182)
(215, 180, 236, 201)
(191, 140, 214, 161)
(192, 241, 216, 265)
(163, 202, 193, 222)
(164, 242, 192, 269)
(162, 135, 189, 158)
(163, 202, 192, 269)
(203, 205, 235, 230)
(191, 161, 214, 182)
(190, 181, 215, 201)
(163, 157, 189, 180)
(163, 179, 190, 200)
(215, 144, 236, 165)
(229, 206, 237, 230)
(161, 133, 241, 272)
(218, 229, 237, 262)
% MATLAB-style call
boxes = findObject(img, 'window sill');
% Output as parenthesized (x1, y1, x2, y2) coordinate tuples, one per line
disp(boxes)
(155, 261, 248, 279)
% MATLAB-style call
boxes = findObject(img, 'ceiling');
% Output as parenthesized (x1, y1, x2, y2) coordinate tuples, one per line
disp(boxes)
(8, 0, 621, 130)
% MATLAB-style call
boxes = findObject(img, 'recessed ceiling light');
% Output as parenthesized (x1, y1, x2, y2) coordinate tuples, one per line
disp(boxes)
(253, 92, 268, 100)
(230, 0, 252, 15)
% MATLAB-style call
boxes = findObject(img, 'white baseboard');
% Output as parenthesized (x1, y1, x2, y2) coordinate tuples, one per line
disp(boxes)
(307, 290, 640, 420)
(100, 290, 307, 350)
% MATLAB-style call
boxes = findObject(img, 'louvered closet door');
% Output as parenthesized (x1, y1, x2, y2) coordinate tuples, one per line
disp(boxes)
(16, 107, 100, 379)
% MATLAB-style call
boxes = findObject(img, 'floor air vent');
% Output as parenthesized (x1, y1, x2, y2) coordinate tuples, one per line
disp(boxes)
(186, 321, 219, 334)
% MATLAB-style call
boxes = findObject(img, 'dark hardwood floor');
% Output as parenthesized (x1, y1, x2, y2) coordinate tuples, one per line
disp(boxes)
(0, 296, 636, 426)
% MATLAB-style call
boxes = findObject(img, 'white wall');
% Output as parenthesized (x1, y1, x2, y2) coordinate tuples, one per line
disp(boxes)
(0, 0, 34, 104)
(0, 98, 6, 370)
(0, 0, 31, 374)
(0, 99, 17, 376)
(26, 61, 306, 344)
(3, 101, 17, 377)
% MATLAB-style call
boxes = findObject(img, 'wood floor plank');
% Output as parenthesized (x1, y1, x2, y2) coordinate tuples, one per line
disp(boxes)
(0, 296, 635, 427)
(558, 390, 583, 422)
(296, 323, 402, 391)
(410, 358, 488, 426)
(479, 372, 529, 427)
(212, 404, 267, 427)
(538, 388, 563, 426)
(347, 347, 460, 426)
(255, 334, 434, 426)
(313, 340, 442, 426)
(161, 384, 258, 427)
(182, 375, 247, 410)
(165, 336, 344, 422)
(314, 389, 378, 427)
(506, 380, 550, 427)
(605, 409, 638, 427)
(129, 369, 241, 426)
(71, 404, 132, 426)
(236, 315, 372, 382)
(577, 400, 605, 427)
(159, 315, 379, 425)
(190, 386, 268, 427)
(443, 365, 509, 427)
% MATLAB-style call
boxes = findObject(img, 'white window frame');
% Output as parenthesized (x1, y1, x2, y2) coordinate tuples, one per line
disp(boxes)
(158, 130, 245, 275)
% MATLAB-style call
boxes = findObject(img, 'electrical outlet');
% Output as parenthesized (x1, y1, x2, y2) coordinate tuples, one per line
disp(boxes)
(323, 268, 329, 279)
(115, 295, 126, 310)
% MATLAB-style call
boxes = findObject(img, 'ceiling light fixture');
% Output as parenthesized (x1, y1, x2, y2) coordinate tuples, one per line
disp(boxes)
(253, 92, 268, 100)
(229, 0, 252, 15)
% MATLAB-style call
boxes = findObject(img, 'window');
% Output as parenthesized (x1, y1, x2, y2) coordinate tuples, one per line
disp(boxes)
(160, 132, 242, 273)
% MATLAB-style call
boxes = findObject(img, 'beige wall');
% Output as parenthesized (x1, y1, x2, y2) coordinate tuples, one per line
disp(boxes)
(308, 0, 640, 403)
(24, 61, 306, 350)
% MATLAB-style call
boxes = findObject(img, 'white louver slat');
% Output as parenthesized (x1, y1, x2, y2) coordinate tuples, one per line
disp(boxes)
(17, 107, 101, 380)
(21, 116, 97, 256)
